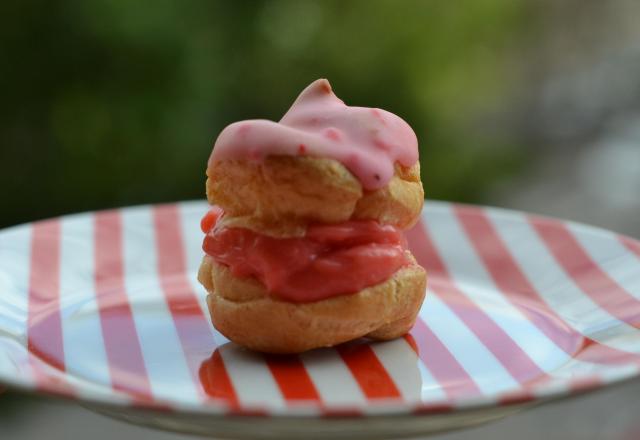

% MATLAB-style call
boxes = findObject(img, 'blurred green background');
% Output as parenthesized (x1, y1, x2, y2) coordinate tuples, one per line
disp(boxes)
(3, 0, 638, 233)
(2, 0, 639, 233)
(0, 0, 536, 229)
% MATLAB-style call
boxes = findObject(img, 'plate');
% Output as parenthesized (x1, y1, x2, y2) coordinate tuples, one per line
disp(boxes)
(1, 201, 639, 439)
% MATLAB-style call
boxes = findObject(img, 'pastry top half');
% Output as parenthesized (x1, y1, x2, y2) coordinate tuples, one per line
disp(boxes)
(201, 79, 425, 305)
(206, 79, 424, 237)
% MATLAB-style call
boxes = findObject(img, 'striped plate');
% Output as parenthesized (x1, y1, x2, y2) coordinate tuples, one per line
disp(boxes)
(1, 201, 640, 439)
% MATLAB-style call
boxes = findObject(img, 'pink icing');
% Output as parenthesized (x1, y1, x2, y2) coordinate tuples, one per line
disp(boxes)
(209, 79, 419, 190)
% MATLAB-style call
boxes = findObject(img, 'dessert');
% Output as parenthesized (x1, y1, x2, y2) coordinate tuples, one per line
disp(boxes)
(198, 79, 426, 353)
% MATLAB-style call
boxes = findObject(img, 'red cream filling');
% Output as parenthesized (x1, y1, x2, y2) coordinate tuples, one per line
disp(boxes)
(201, 209, 410, 303)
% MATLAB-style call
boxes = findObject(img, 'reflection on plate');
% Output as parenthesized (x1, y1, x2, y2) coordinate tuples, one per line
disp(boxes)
(0, 201, 639, 439)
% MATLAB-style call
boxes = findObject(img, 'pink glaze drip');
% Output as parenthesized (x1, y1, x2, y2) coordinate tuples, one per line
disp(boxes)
(209, 79, 419, 190)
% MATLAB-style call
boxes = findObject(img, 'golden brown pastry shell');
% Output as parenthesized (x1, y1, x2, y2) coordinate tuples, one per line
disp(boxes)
(198, 254, 427, 354)
(206, 156, 423, 236)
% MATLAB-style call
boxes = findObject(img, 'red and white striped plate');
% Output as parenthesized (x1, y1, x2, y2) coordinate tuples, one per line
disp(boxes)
(1, 201, 640, 439)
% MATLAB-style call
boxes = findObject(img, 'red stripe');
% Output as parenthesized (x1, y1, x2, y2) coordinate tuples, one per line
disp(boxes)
(620, 235, 640, 260)
(131, 400, 174, 413)
(94, 210, 152, 398)
(336, 343, 401, 399)
(199, 349, 239, 406)
(152, 205, 219, 394)
(27, 221, 73, 397)
(572, 337, 639, 365)
(455, 206, 640, 365)
(496, 390, 536, 406)
(226, 408, 269, 417)
(264, 354, 321, 402)
(406, 220, 547, 385)
(531, 216, 640, 328)
(413, 403, 455, 415)
(409, 318, 482, 399)
(321, 409, 364, 418)
(27, 221, 65, 375)
(403, 334, 419, 355)
(568, 375, 603, 393)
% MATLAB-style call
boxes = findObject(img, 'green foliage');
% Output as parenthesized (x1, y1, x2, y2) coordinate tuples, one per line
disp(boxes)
(0, 0, 530, 228)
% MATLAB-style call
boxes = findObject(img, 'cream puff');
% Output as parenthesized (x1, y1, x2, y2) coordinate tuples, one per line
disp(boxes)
(198, 79, 426, 353)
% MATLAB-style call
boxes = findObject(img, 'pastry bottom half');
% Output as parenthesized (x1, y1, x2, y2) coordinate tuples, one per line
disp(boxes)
(198, 254, 427, 354)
